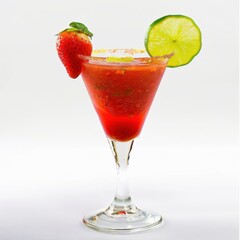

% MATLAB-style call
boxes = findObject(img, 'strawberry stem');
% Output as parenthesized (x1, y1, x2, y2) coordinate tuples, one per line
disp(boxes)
(69, 22, 93, 38)
(56, 22, 93, 38)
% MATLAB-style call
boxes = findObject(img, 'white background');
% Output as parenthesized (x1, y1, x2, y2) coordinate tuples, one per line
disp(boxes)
(0, 0, 239, 239)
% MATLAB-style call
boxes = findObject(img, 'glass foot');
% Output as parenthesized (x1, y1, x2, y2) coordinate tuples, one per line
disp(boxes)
(83, 205, 162, 233)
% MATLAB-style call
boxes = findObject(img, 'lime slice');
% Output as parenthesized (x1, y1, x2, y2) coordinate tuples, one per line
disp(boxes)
(106, 56, 134, 63)
(145, 15, 202, 67)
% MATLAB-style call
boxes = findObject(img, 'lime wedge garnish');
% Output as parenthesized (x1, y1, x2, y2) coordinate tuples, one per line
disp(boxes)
(145, 15, 202, 67)
(106, 57, 134, 63)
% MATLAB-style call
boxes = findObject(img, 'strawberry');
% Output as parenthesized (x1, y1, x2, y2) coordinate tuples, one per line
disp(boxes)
(56, 22, 93, 79)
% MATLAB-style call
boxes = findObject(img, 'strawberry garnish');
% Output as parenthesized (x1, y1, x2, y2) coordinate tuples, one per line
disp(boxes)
(56, 22, 93, 79)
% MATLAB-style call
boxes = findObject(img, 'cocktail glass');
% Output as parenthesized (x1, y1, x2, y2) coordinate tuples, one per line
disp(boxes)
(80, 49, 172, 233)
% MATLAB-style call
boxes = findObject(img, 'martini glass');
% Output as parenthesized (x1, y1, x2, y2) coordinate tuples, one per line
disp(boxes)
(80, 49, 172, 233)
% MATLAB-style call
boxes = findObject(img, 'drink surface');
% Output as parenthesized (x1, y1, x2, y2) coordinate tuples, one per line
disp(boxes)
(81, 59, 167, 141)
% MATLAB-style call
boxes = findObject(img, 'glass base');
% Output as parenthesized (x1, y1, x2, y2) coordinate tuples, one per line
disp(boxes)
(83, 205, 162, 233)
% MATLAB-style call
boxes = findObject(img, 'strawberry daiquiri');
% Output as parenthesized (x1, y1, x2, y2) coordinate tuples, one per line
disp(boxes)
(56, 16, 201, 233)
(79, 49, 170, 232)
(81, 53, 167, 141)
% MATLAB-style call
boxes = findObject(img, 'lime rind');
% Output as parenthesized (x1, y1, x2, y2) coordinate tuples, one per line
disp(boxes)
(145, 15, 202, 67)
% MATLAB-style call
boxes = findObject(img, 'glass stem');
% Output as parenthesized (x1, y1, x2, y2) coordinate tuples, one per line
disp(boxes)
(108, 139, 137, 214)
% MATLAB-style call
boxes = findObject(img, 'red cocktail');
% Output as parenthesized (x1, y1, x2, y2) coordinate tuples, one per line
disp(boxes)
(81, 50, 168, 141)
(56, 15, 201, 233)
(80, 49, 171, 233)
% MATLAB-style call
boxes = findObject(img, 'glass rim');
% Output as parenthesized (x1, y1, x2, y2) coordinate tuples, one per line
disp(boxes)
(79, 48, 173, 65)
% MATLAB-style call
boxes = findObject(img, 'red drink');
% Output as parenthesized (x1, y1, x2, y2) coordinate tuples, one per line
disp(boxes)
(80, 50, 171, 232)
(81, 56, 167, 141)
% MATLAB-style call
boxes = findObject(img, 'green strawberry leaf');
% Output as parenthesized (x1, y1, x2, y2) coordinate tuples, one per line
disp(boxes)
(69, 22, 93, 38)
